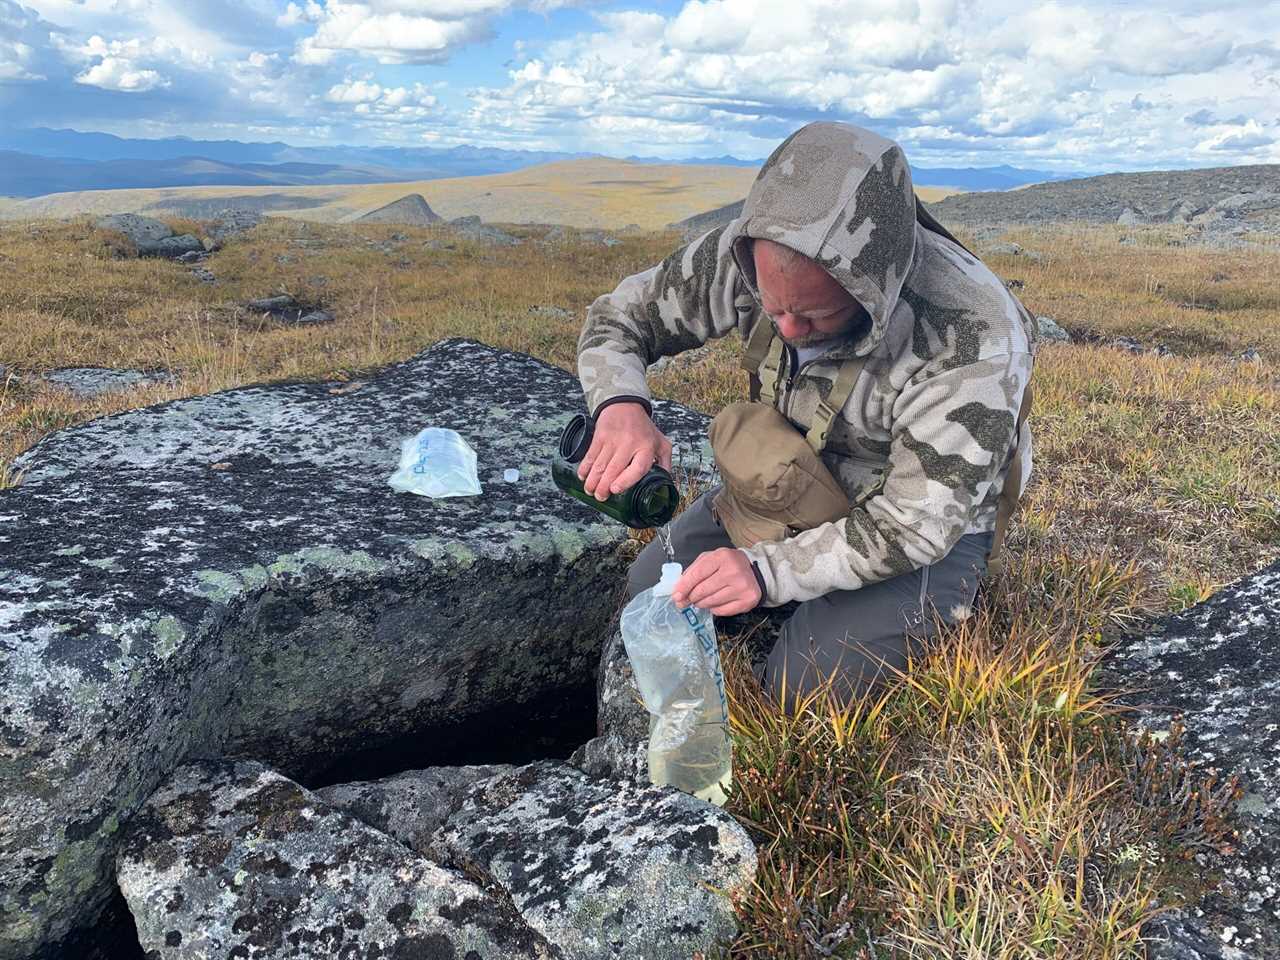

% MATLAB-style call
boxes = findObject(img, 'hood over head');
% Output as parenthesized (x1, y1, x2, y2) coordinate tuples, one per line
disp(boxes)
(730, 121, 919, 356)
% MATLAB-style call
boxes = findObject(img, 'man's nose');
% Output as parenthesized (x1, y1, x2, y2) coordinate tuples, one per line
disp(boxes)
(776, 313, 809, 338)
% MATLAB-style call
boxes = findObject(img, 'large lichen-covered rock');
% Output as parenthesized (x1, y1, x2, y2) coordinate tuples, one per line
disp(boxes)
(316, 764, 515, 851)
(429, 760, 756, 960)
(1103, 560, 1280, 959)
(0, 338, 711, 958)
(117, 760, 553, 959)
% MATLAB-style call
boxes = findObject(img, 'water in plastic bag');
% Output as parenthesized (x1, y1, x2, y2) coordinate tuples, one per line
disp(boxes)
(387, 427, 483, 498)
(621, 562, 732, 805)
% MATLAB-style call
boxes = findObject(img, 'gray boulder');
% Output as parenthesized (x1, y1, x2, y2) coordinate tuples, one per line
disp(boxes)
(669, 199, 746, 241)
(207, 207, 264, 244)
(1117, 207, 1145, 226)
(94, 214, 202, 259)
(1035, 316, 1071, 343)
(117, 760, 552, 959)
(357, 193, 442, 226)
(95, 212, 173, 250)
(317, 764, 515, 850)
(1102, 560, 1280, 959)
(0, 338, 713, 957)
(150, 234, 204, 259)
(984, 240, 1044, 262)
(431, 760, 756, 959)
(41, 366, 176, 398)
(450, 215, 520, 246)
(570, 625, 650, 783)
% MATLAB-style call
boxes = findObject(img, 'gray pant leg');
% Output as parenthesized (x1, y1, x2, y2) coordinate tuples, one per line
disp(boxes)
(625, 485, 736, 599)
(763, 531, 993, 711)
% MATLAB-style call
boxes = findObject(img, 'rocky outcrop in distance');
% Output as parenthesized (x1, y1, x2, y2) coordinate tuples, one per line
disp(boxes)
(926, 164, 1280, 245)
(355, 193, 443, 226)
(0, 338, 719, 958)
(668, 198, 745, 241)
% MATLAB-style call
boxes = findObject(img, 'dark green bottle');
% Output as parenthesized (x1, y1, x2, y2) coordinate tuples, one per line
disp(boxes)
(551, 413, 679, 528)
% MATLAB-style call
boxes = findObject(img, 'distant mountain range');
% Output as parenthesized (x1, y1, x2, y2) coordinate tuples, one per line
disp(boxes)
(0, 127, 1091, 199)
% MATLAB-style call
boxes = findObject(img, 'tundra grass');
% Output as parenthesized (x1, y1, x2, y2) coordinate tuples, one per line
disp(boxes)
(1, 215, 1276, 955)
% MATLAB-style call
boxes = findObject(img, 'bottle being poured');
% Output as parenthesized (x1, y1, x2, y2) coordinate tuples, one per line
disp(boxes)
(621, 562, 733, 805)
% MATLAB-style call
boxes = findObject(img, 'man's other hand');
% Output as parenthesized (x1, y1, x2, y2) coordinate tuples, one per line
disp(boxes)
(578, 402, 673, 500)
(672, 548, 762, 616)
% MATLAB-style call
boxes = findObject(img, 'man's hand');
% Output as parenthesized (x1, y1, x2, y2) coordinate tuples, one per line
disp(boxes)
(578, 402, 673, 501)
(672, 548, 762, 616)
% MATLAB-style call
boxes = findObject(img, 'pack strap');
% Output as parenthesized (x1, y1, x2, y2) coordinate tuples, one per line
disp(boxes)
(804, 354, 868, 454)
(741, 316, 776, 403)
(757, 335, 787, 407)
(987, 381, 1034, 572)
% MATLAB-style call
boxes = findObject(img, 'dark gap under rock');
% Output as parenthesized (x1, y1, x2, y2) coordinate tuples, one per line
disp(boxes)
(303, 680, 597, 789)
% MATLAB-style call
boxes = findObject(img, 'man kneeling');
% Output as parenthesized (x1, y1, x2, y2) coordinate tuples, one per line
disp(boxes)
(574, 121, 1038, 711)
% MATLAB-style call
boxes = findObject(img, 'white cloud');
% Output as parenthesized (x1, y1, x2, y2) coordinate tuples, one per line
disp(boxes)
(76, 56, 168, 91)
(445, 0, 1279, 167)
(326, 78, 384, 103)
(294, 0, 502, 65)
(0, 0, 60, 82)
(277, 0, 323, 27)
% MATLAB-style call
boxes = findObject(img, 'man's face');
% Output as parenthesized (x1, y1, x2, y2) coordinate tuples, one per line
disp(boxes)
(753, 239, 865, 348)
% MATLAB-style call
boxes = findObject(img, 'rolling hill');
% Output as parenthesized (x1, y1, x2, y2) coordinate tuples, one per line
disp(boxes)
(0, 159, 963, 230)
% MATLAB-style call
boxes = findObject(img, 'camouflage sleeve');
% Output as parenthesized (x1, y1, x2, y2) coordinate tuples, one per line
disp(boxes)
(741, 350, 1033, 605)
(577, 226, 748, 415)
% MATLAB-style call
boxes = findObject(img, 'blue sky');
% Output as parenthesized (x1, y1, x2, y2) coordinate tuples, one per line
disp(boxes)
(1, 0, 1277, 170)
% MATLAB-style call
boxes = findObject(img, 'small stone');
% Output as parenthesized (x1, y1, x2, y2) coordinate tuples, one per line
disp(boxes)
(246, 294, 298, 313)
(1035, 316, 1071, 343)
(293, 309, 334, 326)
(504, 468, 520, 482)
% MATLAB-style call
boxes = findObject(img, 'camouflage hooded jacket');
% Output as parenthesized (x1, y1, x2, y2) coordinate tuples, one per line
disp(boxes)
(577, 121, 1038, 606)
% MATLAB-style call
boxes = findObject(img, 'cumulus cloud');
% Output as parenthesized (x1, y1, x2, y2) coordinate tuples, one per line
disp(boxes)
(291, 0, 505, 65)
(446, 0, 1276, 167)
(5, 0, 1277, 169)
(0, 0, 62, 81)
(76, 56, 167, 91)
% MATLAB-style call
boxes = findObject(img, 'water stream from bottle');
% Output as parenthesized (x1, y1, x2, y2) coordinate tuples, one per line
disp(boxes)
(658, 522, 675, 562)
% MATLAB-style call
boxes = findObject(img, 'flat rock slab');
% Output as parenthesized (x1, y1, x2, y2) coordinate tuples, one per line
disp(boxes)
(117, 760, 553, 959)
(41, 366, 177, 399)
(1103, 559, 1280, 959)
(0, 338, 712, 957)
(431, 760, 756, 960)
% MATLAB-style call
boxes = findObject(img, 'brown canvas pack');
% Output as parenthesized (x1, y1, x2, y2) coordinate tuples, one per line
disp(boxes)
(708, 401, 851, 549)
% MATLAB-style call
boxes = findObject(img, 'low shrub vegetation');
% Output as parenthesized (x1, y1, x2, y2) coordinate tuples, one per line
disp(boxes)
(2, 215, 1276, 957)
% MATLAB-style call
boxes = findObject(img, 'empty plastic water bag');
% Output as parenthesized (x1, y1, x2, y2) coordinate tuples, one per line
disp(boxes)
(388, 428, 482, 498)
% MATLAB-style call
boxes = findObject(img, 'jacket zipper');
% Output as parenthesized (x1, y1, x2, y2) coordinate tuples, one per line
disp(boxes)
(779, 342, 828, 420)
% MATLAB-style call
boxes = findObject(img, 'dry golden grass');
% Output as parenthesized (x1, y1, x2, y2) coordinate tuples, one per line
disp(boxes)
(2, 214, 1276, 955)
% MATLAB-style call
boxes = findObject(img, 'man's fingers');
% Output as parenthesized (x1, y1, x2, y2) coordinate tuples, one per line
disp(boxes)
(710, 596, 754, 617)
(583, 442, 617, 496)
(592, 446, 634, 500)
(610, 449, 654, 494)
(657, 436, 673, 473)
(671, 553, 714, 604)
(682, 557, 731, 606)
(692, 585, 738, 611)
